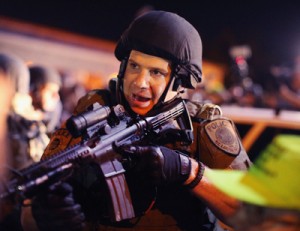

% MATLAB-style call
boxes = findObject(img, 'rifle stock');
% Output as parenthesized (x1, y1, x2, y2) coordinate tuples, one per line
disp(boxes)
(0, 98, 193, 222)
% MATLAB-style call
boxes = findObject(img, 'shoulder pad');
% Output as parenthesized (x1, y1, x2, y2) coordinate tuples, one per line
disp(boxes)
(73, 89, 112, 115)
(186, 100, 222, 120)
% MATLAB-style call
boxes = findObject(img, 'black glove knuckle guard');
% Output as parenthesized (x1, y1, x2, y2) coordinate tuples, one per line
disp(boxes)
(119, 145, 192, 185)
(159, 146, 191, 184)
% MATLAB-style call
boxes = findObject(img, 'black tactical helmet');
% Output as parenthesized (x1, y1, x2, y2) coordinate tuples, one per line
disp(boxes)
(115, 10, 202, 89)
(29, 65, 62, 92)
(0, 52, 30, 94)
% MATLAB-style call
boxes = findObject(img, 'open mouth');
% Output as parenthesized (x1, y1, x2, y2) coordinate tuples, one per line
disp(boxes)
(133, 94, 151, 102)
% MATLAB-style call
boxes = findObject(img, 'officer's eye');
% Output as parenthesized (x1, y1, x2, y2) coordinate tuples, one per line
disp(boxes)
(128, 62, 139, 70)
(150, 69, 167, 78)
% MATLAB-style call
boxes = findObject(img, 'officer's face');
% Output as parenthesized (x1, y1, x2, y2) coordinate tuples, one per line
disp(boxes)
(123, 50, 172, 115)
(39, 82, 60, 112)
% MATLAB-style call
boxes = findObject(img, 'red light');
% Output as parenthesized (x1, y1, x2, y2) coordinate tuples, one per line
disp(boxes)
(235, 56, 246, 65)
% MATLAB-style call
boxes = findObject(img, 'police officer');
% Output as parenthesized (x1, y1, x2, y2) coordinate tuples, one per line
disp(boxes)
(0, 52, 42, 231)
(29, 65, 63, 136)
(27, 11, 251, 231)
(0, 53, 49, 170)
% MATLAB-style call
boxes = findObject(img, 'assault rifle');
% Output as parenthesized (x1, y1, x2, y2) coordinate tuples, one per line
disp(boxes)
(0, 98, 193, 222)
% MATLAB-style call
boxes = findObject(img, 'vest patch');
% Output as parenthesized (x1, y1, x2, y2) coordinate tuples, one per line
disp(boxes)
(44, 128, 73, 155)
(47, 138, 61, 151)
(204, 119, 240, 155)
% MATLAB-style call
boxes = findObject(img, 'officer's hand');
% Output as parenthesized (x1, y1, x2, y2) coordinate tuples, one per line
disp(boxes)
(31, 182, 85, 231)
(120, 145, 191, 185)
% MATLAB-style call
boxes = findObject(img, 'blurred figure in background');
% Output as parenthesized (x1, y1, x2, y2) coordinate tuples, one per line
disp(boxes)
(279, 56, 300, 110)
(29, 65, 63, 136)
(264, 56, 300, 111)
(226, 45, 263, 107)
(0, 56, 15, 223)
(279, 68, 300, 110)
(0, 51, 34, 231)
(0, 53, 46, 169)
(59, 70, 87, 122)
(205, 134, 300, 230)
(0, 60, 14, 179)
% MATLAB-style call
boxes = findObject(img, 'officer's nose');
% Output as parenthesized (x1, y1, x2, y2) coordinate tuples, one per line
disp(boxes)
(134, 70, 149, 89)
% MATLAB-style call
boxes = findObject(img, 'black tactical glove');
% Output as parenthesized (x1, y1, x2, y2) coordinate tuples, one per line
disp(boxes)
(31, 182, 85, 231)
(120, 145, 191, 185)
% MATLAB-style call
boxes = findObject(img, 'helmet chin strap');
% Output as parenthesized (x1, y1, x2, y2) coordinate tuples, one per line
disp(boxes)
(147, 76, 184, 116)
(163, 77, 184, 102)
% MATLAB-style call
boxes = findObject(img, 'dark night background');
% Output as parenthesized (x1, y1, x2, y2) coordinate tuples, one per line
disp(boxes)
(1, 1, 300, 160)
(1, 1, 300, 81)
